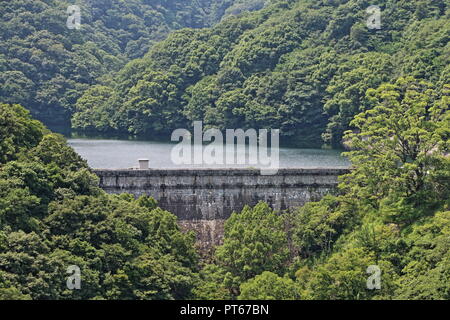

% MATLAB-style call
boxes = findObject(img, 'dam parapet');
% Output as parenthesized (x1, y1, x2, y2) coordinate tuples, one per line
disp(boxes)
(94, 168, 349, 251)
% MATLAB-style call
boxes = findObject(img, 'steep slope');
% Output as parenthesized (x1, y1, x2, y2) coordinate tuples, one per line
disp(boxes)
(0, 0, 260, 127)
(74, 0, 449, 146)
(0, 103, 199, 300)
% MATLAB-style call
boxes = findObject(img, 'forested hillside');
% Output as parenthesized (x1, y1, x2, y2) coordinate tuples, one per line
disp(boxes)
(0, 0, 449, 302)
(0, 0, 262, 127)
(0, 103, 200, 299)
(195, 78, 449, 300)
(1, 76, 448, 299)
(73, 0, 449, 146)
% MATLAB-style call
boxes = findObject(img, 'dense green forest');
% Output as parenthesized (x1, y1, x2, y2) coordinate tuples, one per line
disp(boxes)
(0, 103, 200, 299)
(1, 76, 449, 299)
(0, 0, 449, 301)
(2, 0, 448, 146)
(0, 0, 263, 127)
(72, 0, 449, 146)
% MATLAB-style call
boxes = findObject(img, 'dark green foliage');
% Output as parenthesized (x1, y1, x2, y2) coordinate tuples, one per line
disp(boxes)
(1, 0, 449, 300)
(289, 195, 359, 259)
(73, 0, 449, 147)
(0, 103, 198, 300)
(0, 104, 46, 164)
(292, 78, 450, 300)
(0, 0, 259, 126)
(1, 79, 449, 299)
(196, 77, 449, 300)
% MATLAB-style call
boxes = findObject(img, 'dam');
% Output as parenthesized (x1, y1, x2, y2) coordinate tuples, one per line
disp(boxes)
(94, 168, 349, 251)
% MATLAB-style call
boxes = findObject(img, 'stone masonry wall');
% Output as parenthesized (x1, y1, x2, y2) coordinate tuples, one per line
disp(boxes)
(94, 168, 349, 251)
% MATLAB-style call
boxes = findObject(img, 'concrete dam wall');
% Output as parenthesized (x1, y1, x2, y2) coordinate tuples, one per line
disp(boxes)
(94, 168, 349, 251)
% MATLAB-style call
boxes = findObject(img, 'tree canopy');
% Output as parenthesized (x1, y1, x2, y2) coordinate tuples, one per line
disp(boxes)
(71, 0, 449, 147)
(0, 103, 199, 299)
(0, 0, 262, 127)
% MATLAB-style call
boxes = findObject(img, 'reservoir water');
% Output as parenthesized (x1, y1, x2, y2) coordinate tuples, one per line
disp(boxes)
(68, 138, 349, 169)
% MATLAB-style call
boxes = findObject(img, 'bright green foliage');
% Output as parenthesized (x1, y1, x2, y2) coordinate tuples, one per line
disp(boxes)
(2, 0, 450, 298)
(71, 86, 116, 132)
(2, 77, 449, 299)
(201, 75, 447, 300)
(0, 104, 199, 300)
(0, 0, 260, 126)
(342, 77, 449, 223)
(395, 211, 450, 299)
(299, 248, 398, 300)
(286, 77, 449, 300)
(1, 83, 449, 299)
(73, 0, 449, 147)
(238, 271, 299, 300)
(214, 202, 289, 294)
